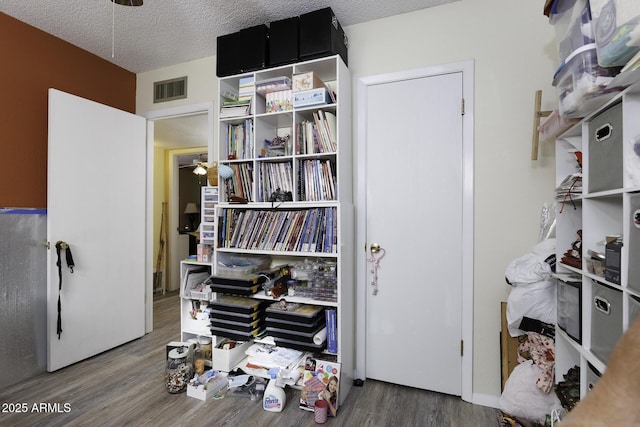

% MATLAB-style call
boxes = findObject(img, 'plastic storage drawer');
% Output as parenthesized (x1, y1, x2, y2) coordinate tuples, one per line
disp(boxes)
(553, 44, 621, 119)
(557, 276, 582, 343)
(587, 102, 623, 192)
(590, 281, 622, 363)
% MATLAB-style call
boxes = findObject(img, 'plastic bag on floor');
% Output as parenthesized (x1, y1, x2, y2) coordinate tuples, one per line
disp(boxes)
(500, 360, 556, 424)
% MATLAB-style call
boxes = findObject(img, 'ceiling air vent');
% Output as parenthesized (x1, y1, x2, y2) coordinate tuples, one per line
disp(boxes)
(154, 76, 188, 103)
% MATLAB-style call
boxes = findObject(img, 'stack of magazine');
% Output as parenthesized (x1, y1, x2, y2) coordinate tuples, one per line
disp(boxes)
(220, 97, 252, 119)
(555, 173, 582, 201)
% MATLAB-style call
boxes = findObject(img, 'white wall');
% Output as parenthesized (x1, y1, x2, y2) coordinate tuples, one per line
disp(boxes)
(137, 56, 217, 114)
(136, 0, 560, 402)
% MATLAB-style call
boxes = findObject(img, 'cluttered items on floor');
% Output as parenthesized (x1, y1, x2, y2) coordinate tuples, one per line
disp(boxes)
(500, 206, 560, 425)
(164, 339, 340, 421)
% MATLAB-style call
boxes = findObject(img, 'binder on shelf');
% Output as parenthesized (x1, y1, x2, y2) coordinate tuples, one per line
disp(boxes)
(325, 308, 337, 353)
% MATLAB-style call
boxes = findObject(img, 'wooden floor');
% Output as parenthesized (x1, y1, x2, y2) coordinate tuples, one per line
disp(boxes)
(0, 292, 500, 426)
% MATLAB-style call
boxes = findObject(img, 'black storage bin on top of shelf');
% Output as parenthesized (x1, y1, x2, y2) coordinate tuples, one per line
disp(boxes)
(217, 31, 242, 77)
(299, 7, 348, 66)
(240, 24, 269, 73)
(269, 16, 299, 66)
(216, 24, 270, 77)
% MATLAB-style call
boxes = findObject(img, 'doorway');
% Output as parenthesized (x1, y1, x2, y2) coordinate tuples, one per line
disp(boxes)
(355, 61, 474, 401)
(144, 103, 214, 330)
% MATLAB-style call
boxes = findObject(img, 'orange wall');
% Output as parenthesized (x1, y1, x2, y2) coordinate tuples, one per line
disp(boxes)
(0, 13, 136, 208)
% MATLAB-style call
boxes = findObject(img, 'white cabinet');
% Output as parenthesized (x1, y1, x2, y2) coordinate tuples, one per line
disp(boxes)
(554, 82, 640, 401)
(214, 55, 354, 402)
(179, 260, 214, 366)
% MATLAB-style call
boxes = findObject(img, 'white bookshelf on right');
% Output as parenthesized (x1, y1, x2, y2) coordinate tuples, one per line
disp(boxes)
(554, 81, 640, 403)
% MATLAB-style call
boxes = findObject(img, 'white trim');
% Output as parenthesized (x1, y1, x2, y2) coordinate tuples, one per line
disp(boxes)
(141, 102, 214, 334)
(355, 60, 475, 402)
(472, 392, 501, 409)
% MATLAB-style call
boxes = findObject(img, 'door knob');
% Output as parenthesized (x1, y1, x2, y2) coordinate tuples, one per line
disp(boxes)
(370, 243, 381, 253)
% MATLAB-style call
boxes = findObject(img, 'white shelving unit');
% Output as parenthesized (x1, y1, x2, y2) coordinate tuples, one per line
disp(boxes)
(179, 260, 214, 366)
(214, 55, 354, 403)
(554, 81, 640, 401)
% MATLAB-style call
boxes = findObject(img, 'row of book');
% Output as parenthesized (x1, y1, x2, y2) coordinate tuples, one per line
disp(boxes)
(299, 159, 337, 202)
(224, 120, 253, 160)
(258, 161, 294, 202)
(222, 110, 336, 160)
(297, 110, 337, 155)
(227, 163, 254, 202)
(224, 158, 336, 203)
(218, 207, 338, 253)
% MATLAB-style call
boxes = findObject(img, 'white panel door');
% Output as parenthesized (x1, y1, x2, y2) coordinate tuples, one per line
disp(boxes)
(47, 89, 147, 372)
(363, 72, 464, 395)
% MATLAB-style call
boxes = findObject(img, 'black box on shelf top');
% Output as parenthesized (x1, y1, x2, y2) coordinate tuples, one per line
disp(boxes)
(216, 25, 270, 77)
(217, 31, 243, 77)
(239, 24, 270, 73)
(269, 16, 299, 66)
(299, 7, 348, 66)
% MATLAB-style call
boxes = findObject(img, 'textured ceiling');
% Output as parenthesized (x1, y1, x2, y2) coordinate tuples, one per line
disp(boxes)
(0, 0, 458, 73)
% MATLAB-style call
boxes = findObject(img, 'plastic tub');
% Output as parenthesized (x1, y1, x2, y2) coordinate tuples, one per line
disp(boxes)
(553, 44, 622, 118)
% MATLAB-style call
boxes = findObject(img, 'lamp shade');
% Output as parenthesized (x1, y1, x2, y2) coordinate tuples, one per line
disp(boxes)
(193, 164, 207, 175)
(219, 164, 234, 179)
(184, 202, 199, 214)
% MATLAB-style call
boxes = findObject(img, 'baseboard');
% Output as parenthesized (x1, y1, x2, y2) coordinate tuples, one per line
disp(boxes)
(472, 392, 501, 409)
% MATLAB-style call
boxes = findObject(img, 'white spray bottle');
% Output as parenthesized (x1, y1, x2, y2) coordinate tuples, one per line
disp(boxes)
(263, 368, 286, 412)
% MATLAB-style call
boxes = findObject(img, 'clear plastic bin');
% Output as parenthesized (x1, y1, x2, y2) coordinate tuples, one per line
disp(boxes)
(553, 44, 621, 118)
(590, 0, 640, 67)
(549, 0, 595, 63)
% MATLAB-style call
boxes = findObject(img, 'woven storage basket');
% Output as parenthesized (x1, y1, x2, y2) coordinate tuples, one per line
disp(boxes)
(207, 162, 218, 186)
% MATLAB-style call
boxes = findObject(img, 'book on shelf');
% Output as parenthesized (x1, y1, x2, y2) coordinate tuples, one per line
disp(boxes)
(300, 159, 336, 201)
(325, 308, 338, 354)
(225, 120, 253, 160)
(259, 162, 293, 202)
(219, 207, 338, 253)
(226, 163, 254, 202)
(296, 110, 337, 155)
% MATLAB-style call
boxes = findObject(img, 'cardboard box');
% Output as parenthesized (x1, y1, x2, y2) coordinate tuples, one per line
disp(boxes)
(212, 339, 252, 371)
(292, 72, 325, 92)
(293, 88, 330, 108)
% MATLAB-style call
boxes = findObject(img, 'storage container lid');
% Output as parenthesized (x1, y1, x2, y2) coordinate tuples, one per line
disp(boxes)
(552, 43, 597, 84)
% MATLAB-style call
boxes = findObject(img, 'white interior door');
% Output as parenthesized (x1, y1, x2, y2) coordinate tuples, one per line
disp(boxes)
(47, 89, 147, 372)
(358, 66, 472, 396)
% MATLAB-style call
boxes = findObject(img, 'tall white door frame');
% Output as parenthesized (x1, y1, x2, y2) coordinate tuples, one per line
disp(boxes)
(355, 60, 474, 402)
(143, 102, 214, 332)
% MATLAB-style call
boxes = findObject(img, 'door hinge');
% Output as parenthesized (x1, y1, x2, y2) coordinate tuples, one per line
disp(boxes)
(461, 98, 465, 116)
(460, 339, 464, 356)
